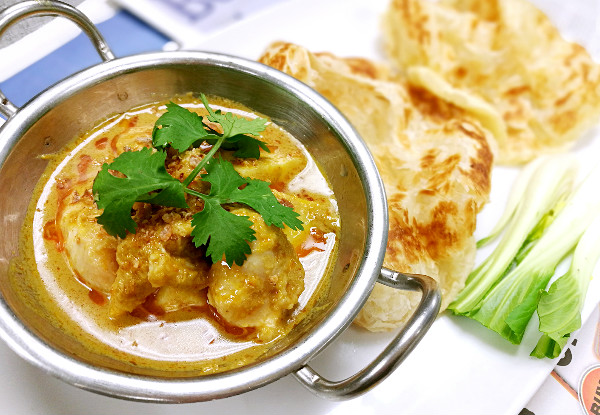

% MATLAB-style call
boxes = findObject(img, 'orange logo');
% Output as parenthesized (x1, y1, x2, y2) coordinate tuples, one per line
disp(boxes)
(580, 365, 600, 415)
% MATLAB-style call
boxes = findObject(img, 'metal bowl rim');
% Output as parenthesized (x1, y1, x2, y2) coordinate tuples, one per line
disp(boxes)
(0, 50, 388, 402)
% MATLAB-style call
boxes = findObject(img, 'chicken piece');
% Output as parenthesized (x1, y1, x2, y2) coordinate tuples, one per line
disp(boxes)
(153, 286, 208, 314)
(271, 190, 339, 251)
(208, 208, 305, 342)
(109, 209, 210, 317)
(59, 199, 118, 293)
(109, 241, 155, 317)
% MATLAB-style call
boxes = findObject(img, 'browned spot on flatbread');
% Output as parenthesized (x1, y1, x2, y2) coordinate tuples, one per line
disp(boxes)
(343, 58, 380, 79)
(416, 200, 460, 259)
(458, 123, 494, 196)
(386, 208, 427, 266)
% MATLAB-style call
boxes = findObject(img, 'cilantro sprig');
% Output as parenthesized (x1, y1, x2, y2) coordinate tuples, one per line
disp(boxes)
(92, 94, 303, 266)
(93, 148, 187, 238)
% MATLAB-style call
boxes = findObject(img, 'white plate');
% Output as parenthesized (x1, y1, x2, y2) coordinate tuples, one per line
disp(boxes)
(1, 0, 599, 414)
(192, 0, 600, 413)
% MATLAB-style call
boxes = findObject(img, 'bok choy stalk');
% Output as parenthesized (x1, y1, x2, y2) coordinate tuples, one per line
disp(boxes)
(476, 157, 546, 249)
(466, 163, 600, 344)
(449, 155, 578, 316)
(531, 214, 600, 358)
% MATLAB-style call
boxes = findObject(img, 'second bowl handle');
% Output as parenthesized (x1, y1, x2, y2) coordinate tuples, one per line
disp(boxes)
(0, 0, 115, 119)
(293, 268, 441, 400)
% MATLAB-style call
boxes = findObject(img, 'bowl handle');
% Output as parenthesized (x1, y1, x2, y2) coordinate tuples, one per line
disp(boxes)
(0, 0, 115, 119)
(293, 268, 441, 400)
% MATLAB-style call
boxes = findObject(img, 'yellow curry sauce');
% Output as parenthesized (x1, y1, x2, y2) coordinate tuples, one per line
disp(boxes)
(16, 95, 340, 374)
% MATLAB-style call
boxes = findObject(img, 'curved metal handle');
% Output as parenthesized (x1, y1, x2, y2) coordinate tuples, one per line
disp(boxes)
(0, 0, 115, 119)
(293, 268, 441, 400)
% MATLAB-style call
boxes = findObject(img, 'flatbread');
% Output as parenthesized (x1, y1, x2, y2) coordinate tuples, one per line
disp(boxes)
(259, 42, 493, 330)
(383, 0, 600, 164)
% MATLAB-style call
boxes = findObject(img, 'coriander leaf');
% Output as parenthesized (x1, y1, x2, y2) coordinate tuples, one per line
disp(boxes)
(177, 97, 271, 187)
(199, 155, 247, 201)
(200, 94, 268, 139)
(93, 148, 187, 238)
(233, 178, 303, 230)
(217, 134, 270, 159)
(94, 95, 303, 270)
(94, 193, 139, 238)
(199, 156, 303, 230)
(152, 102, 213, 152)
(190, 156, 303, 265)
(189, 156, 255, 265)
(191, 202, 255, 266)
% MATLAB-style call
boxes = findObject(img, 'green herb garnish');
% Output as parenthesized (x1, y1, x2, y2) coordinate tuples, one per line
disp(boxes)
(93, 147, 188, 238)
(92, 94, 303, 266)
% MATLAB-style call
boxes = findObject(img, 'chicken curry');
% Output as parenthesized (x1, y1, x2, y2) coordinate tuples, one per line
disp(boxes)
(15, 94, 340, 374)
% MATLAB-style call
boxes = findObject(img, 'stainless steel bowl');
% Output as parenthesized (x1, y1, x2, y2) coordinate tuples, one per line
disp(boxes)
(0, 0, 440, 402)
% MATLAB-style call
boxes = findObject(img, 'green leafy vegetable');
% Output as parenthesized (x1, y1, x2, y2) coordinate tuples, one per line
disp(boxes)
(530, 334, 566, 359)
(450, 155, 600, 353)
(475, 157, 545, 249)
(531, 214, 600, 358)
(449, 155, 577, 316)
(93, 95, 303, 266)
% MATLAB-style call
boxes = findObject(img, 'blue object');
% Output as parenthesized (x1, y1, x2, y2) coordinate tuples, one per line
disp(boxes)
(0, 10, 170, 110)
